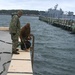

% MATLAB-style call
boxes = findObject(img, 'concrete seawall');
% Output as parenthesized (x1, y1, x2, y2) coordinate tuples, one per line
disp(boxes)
(0, 27, 9, 31)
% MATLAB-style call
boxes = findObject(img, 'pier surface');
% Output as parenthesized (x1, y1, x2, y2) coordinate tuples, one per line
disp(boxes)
(0, 27, 33, 75)
(7, 49, 33, 75)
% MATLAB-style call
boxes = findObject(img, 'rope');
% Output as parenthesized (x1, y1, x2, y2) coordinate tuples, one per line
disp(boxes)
(0, 52, 12, 75)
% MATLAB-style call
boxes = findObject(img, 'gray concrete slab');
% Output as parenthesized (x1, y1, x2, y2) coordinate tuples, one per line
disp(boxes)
(0, 31, 12, 75)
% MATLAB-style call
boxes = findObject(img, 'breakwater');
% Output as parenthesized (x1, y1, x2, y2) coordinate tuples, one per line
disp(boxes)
(39, 16, 75, 33)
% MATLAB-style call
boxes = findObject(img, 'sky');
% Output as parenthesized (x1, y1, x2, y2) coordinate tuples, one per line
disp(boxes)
(0, 0, 75, 14)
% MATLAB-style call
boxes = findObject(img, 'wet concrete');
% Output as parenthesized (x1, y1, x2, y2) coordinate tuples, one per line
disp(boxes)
(0, 31, 12, 75)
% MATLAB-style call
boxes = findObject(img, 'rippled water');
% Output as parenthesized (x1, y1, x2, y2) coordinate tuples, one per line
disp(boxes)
(0, 15, 75, 75)
(33, 21, 75, 75)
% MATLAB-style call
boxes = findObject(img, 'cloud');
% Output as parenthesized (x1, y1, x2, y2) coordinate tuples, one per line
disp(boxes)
(0, 0, 75, 14)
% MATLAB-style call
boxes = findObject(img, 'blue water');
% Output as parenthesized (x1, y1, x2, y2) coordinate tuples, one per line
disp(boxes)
(0, 15, 75, 75)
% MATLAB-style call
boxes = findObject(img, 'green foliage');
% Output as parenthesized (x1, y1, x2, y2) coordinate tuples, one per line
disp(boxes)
(0, 10, 43, 15)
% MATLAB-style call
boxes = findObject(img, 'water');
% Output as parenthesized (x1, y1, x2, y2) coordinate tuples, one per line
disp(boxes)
(0, 15, 75, 75)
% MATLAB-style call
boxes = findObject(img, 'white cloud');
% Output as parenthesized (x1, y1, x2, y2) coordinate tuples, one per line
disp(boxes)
(0, 0, 75, 14)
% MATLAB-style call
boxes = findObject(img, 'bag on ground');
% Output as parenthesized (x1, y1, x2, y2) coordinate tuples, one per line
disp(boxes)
(21, 41, 31, 50)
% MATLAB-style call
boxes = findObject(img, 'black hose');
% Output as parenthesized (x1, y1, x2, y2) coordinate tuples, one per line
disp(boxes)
(0, 40, 12, 44)
(0, 60, 11, 75)
(0, 52, 12, 75)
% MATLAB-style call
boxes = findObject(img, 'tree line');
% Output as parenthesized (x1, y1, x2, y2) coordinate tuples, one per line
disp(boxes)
(0, 10, 45, 15)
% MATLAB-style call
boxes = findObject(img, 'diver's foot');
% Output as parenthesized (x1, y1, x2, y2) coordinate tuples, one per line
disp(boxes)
(12, 51, 20, 54)
(16, 49, 19, 51)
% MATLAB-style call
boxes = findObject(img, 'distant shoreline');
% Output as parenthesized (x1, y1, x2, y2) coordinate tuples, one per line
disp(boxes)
(0, 10, 45, 16)
(0, 14, 39, 17)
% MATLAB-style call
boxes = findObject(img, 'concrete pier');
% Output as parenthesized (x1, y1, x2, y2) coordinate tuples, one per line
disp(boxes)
(39, 16, 75, 33)
(7, 49, 33, 75)
(0, 27, 34, 75)
(0, 27, 9, 31)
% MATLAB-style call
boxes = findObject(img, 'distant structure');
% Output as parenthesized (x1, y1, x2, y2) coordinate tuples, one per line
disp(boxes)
(40, 4, 75, 20)
(54, 4, 58, 10)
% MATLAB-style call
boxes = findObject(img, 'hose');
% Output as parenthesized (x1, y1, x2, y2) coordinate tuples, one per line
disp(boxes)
(0, 52, 12, 75)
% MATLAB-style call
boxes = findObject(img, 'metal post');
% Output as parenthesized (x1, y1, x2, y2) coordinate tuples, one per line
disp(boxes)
(30, 34, 34, 69)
